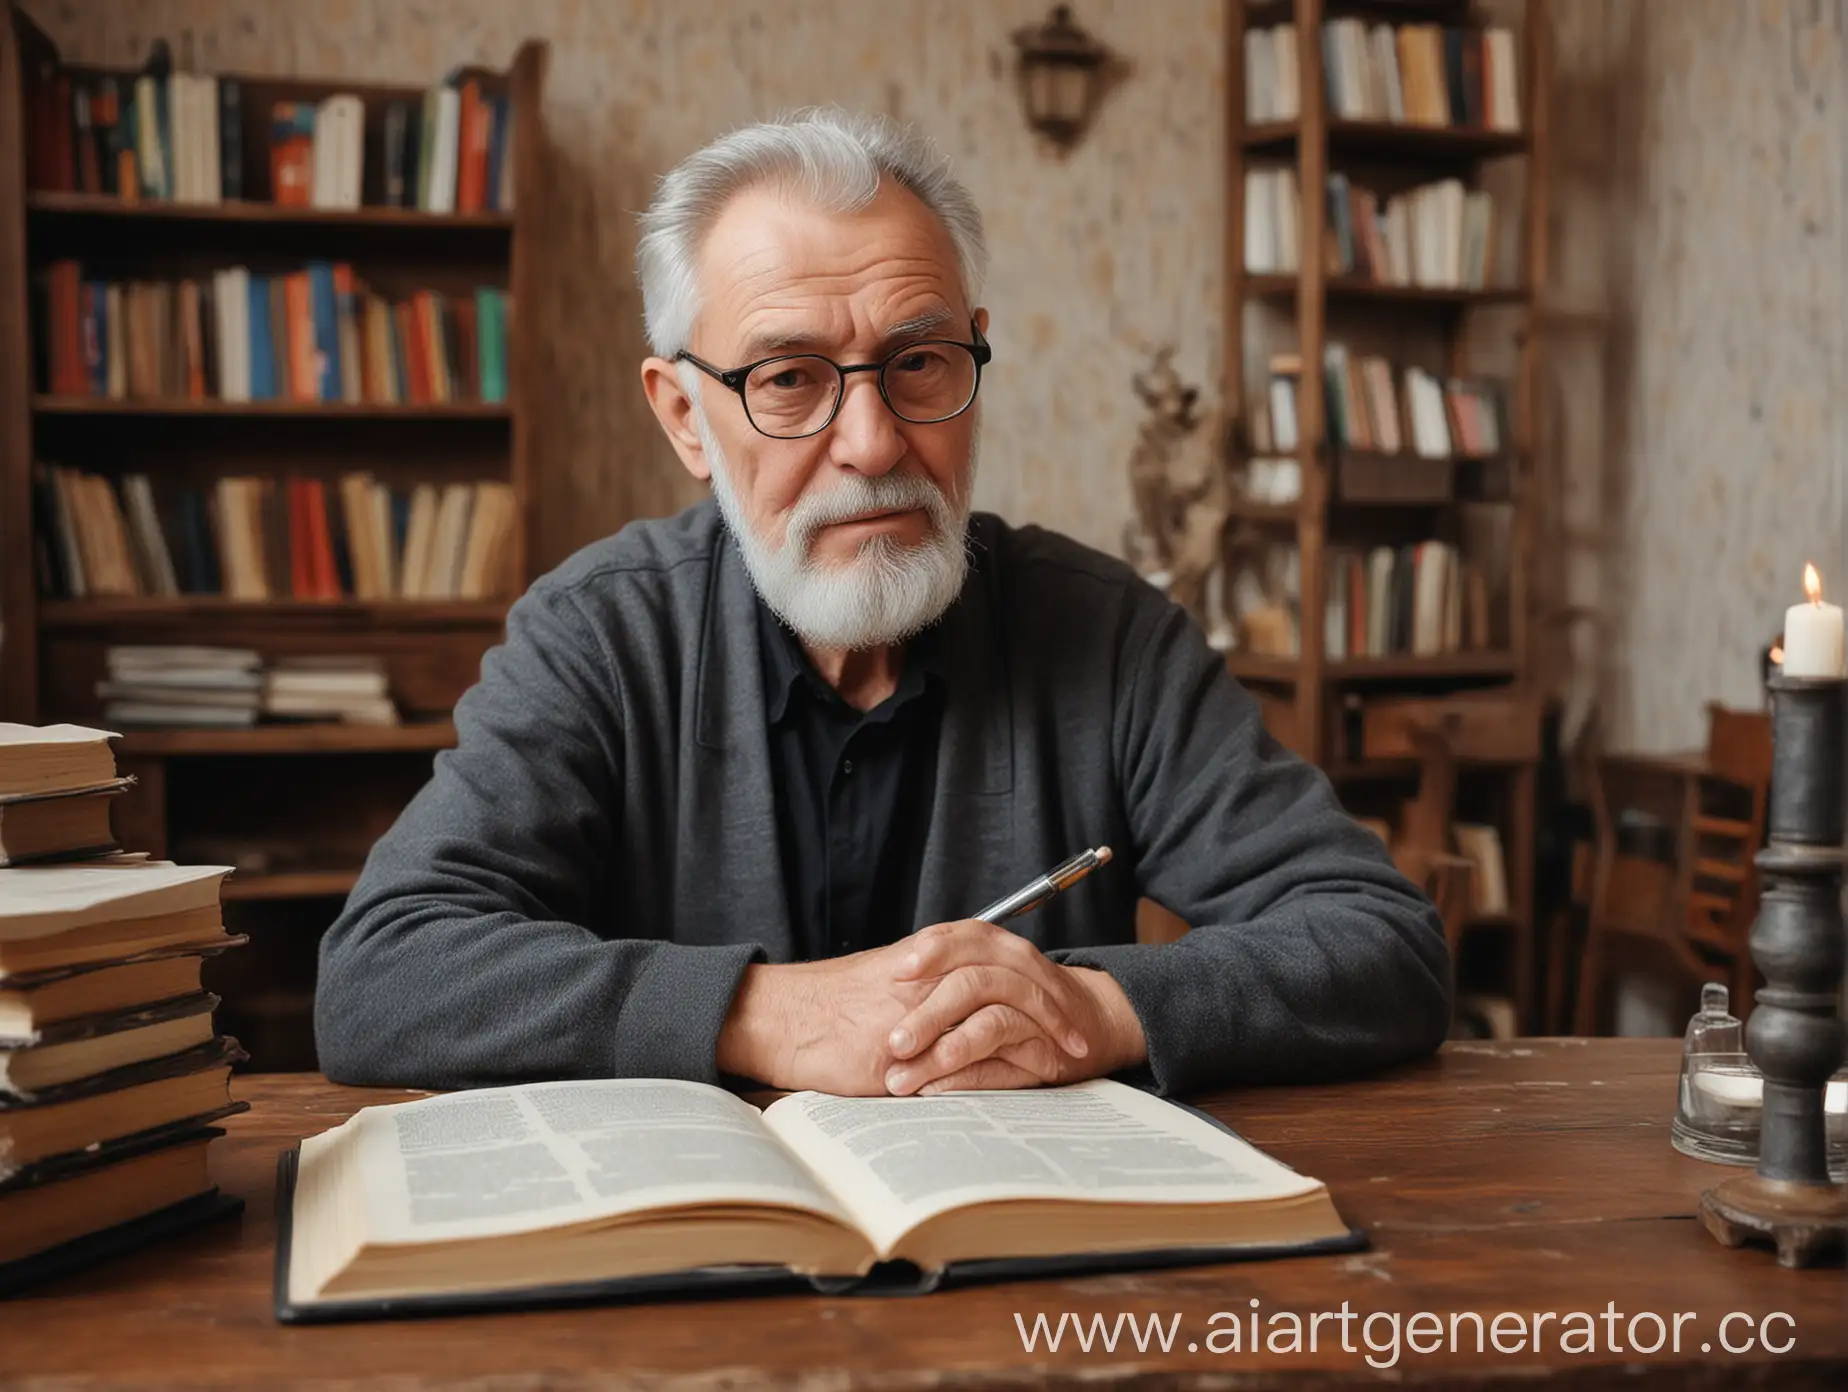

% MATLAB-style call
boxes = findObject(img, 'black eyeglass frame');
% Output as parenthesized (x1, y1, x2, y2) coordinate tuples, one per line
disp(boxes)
(675, 319, 993, 440)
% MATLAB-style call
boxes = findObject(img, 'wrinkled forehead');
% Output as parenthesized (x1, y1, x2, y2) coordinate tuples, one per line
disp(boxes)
(692, 179, 970, 359)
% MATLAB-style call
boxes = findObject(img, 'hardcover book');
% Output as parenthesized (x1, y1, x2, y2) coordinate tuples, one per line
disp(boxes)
(277, 1077, 1359, 1321)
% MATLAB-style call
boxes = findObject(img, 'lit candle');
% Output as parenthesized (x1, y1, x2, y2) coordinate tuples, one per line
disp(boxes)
(1781, 563, 1845, 678)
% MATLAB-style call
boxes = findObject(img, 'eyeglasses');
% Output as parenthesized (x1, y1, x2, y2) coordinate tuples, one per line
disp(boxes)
(676, 320, 992, 440)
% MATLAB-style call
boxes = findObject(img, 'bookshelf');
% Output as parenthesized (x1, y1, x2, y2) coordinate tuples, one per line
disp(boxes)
(1225, 0, 1550, 1027)
(0, 3, 546, 1066)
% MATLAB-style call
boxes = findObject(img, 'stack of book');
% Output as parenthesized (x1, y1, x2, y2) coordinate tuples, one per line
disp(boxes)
(1245, 169, 1502, 290)
(97, 647, 262, 729)
(263, 657, 397, 727)
(1324, 543, 1489, 660)
(33, 468, 519, 604)
(24, 51, 515, 213)
(1317, 20, 1520, 131)
(0, 725, 245, 1293)
(34, 259, 510, 405)
(0, 724, 132, 868)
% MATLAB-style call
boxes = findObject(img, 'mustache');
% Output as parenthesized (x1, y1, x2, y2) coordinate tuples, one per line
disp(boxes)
(783, 471, 957, 555)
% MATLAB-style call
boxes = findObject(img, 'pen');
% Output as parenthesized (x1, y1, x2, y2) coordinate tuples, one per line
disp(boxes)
(973, 846, 1113, 925)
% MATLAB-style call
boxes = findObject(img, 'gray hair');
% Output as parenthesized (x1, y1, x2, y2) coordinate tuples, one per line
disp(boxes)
(636, 108, 988, 358)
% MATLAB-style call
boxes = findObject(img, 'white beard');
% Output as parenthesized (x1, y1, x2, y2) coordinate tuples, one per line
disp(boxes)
(692, 400, 975, 650)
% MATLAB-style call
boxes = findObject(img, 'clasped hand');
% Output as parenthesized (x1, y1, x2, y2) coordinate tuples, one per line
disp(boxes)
(716, 919, 1146, 1097)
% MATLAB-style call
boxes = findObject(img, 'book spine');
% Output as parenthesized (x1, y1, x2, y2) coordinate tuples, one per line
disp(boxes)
(284, 272, 316, 403)
(288, 478, 315, 598)
(477, 288, 507, 403)
(484, 94, 510, 212)
(456, 80, 485, 214)
(219, 78, 242, 199)
(383, 101, 409, 208)
(307, 262, 341, 402)
(306, 479, 341, 599)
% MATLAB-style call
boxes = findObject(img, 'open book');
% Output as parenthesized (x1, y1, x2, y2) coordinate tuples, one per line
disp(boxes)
(278, 1077, 1357, 1320)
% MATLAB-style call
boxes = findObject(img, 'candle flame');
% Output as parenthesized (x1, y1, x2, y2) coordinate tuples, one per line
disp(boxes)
(1805, 562, 1824, 605)
(1770, 644, 1785, 664)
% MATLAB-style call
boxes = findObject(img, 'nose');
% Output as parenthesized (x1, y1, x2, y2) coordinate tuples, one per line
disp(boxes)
(826, 371, 906, 478)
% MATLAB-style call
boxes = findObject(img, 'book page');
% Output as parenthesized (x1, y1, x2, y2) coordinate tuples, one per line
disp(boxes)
(0, 860, 230, 940)
(762, 1078, 1323, 1257)
(311, 1078, 856, 1247)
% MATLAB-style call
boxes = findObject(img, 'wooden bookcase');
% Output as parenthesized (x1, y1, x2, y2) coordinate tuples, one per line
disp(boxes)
(1224, 0, 1550, 1026)
(0, 4, 546, 1066)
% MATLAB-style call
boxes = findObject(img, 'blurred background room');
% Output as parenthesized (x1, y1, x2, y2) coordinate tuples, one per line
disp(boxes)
(3, 0, 1844, 1067)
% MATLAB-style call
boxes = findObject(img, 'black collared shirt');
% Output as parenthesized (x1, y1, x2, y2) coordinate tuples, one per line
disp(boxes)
(758, 600, 945, 961)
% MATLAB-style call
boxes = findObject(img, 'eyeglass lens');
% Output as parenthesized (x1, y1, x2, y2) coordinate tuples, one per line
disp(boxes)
(743, 343, 979, 438)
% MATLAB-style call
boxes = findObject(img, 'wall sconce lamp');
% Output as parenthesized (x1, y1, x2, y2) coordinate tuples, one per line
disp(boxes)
(1011, 5, 1116, 155)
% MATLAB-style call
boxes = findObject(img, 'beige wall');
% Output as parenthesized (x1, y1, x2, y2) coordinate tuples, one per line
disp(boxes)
(1544, 0, 1848, 751)
(30, 0, 1848, 752)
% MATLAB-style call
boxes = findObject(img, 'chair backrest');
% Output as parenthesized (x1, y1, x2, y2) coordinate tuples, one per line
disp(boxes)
(1704, 704, 1772, 789)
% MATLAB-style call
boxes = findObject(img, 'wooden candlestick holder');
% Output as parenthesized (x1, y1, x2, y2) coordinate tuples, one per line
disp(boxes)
(1698, 674, 1847, 1266)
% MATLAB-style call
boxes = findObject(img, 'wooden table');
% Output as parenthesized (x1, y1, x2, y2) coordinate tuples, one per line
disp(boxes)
(3, 1040, 1843, 1388)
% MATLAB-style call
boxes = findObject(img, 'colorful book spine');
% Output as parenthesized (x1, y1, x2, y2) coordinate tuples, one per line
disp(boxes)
(247, 275, 275, 400)
(306, 262, 341, 402)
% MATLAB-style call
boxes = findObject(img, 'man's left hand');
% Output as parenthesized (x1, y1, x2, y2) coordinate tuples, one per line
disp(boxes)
(881, 919, 1147, 1095)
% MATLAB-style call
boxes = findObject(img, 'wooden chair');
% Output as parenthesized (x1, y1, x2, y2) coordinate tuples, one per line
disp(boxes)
(1573, 704, 1772, 1034)
(1392, 721, 1476, 973)
(1686, 703, 1772, 1010)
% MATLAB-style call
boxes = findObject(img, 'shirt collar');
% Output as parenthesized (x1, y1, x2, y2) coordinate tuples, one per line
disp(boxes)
(756, 595, 947, 727)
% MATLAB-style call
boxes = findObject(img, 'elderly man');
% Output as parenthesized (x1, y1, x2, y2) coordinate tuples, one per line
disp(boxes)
(315, 110, 1449, 1099)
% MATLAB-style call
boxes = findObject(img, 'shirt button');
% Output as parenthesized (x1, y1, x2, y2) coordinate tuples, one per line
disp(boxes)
(842, 759, 854, 775)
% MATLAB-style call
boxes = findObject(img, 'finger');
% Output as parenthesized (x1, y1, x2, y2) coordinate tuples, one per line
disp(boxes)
(886, 1004, 1044, 1094)
(894, 919, 1043, 983)
(917, 1057, 1044, 1094)
(888, 962, 1089, 1062)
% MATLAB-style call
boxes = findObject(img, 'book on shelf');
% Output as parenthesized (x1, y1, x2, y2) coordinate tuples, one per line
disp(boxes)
(1245, 168, 1502, 290)
(33, 465, 519, 607)
(33, 258, 511, 408)
(263, 656, 397, 727)
(1325, 542, 1485, 661)
(1243, 23, 1301, 124)
(24, 51, 515, 211)
(275, 1076, 1356, 1319)
(97, 646, 263, 730)
(1316, 348, 1506, 460)
(1451, 822, 1510, 916)
(0, 837, 245, 1293)
(1317, 20, 1519, 132)
(1243, 167, 1301, 275)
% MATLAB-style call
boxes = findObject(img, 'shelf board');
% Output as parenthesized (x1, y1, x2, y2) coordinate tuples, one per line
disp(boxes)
(113, 720, 457, 756)
(221, 868, 360, 902)
(34, 396, 510, 420)
(1227, 651, 1520, 684)
(1245, 276, 1529, 306)
(41, 597, 508, 629)
(1245, 0, 1468, 23)
(1243, 120, 1528, 159)
(1224, 653, 1304, 683)
(1335, 652, 1519, 679)
(1228, 501, 1300, 522)
(26, 191, 514, 231)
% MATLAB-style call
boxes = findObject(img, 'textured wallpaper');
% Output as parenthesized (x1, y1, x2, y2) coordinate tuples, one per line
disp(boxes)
(1544, 0, 1848, 750)
(24, 0, 1848, 752)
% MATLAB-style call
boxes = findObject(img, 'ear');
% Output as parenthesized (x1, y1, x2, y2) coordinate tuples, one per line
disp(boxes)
(640, 357, 713, 482)
(973, 306, 990, 337)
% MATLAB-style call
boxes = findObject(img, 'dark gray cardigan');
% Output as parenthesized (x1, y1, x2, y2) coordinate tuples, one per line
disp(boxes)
(314, 502, 1450, 1094)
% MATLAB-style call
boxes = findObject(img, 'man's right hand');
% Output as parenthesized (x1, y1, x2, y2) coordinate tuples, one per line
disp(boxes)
(714, 936, 1090, 1095)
